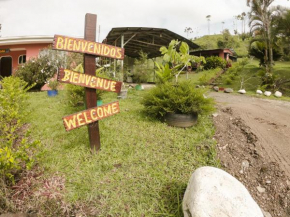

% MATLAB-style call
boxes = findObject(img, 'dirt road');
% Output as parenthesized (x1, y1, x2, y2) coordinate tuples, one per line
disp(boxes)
(210, 92, 290, 216)
(211, 92, 290, 176)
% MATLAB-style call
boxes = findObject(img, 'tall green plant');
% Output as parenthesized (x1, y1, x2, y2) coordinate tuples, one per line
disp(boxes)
(0, 77, 39, 181)
(155, 40, 205, 83)
(248, 0, 277, 73)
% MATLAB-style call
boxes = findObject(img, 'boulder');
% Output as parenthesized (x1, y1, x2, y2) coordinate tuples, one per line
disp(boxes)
(183, 167, 263, 217)
(264, 91, 271, 97)
(256, 90, 263, 95)
(224, 88, 233, 93)
(238, 89, 246, 94)
(213, 86, 219, 92)
(274, 91, 282, 98)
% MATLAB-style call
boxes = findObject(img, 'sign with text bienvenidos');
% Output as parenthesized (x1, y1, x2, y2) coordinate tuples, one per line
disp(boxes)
(53, 35, 124, 60)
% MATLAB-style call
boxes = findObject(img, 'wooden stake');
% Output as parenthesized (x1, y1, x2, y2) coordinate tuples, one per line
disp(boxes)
(84, 13, 100, 152)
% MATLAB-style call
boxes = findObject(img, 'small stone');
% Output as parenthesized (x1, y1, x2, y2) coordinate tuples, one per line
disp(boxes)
(257, 186, 266, 193)
(224, 88, 234, 93)
(274, 91, 282, 98)
(264, 91, 271, 97)
(256, 90, 263, 95)
(242, 160, 250, 169)
(213, 86, 219, 92)
(238, 89, 246, 94)
(212, 113, 219, 118)
(265, 180, 271, 184)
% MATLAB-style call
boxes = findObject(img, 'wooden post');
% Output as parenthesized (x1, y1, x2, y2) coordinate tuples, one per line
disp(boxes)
(120, 34, 124, 82)
(84, 13, 100, 152)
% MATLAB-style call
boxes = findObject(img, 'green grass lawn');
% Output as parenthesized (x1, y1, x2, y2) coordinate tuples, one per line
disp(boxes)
(25, 89, 219, 216)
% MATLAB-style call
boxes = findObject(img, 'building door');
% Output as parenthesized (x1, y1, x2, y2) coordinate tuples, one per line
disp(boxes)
(0, 56, 12, 77)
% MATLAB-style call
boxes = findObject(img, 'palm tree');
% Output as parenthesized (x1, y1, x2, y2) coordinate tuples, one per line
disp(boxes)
(248, 0, 276, 72)
(206, 15, 211, 35)
(184, 27, 193, 39)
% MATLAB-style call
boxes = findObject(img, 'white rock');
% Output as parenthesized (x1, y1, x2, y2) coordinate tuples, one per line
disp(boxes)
(256, 90, 263, 95)
(264, 91, 271, 97)
(257, 186, 266, 193)
(183, 167, 263, 217)
(238, 89, 246, 94)
(274, 91, 282, 98)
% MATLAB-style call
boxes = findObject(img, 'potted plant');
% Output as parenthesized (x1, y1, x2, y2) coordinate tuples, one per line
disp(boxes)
(47, 80, 59, 96)
(142, 81, 214, 128)
(96, 89, 105, 106)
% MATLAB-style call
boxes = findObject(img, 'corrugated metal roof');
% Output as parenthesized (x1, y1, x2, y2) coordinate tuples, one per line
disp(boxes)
(103, 27, 199, 58)
(0, 36, 54, 46)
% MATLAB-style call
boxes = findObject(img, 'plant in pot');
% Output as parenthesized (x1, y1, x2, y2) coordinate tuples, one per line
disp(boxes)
(47, 80, 59, 96)
(142, 40, 213, 128)
(142, 80, 214, 127)
(155, 40, 205, 84)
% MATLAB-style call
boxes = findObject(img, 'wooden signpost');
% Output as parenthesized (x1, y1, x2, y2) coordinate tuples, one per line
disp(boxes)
(53, 13, 124, 152)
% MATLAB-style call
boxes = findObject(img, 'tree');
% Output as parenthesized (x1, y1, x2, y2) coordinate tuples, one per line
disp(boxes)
(248, 0, 277, 73)
(206, 15, 211, 35)
(217, 29, 236, 48)
(275, 8, 290, 58)
(184, 27, 193, 39)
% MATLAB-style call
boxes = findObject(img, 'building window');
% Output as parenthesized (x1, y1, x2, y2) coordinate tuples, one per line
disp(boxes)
(18, 55, 26, 64)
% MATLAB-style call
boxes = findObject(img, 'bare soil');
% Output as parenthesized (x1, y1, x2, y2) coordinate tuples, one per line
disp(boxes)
(210, 92, 290, 217)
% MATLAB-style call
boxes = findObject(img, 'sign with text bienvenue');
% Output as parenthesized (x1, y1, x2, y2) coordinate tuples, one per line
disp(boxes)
(53, 35, 125, 60)
(63, 101, 120, 131)
(58, 68, 122, 93)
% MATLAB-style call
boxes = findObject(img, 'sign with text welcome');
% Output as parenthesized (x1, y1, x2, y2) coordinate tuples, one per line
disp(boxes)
(58, 68, 122, 93)
(53, 35, 125, 60)
(63, 101, 120, 131)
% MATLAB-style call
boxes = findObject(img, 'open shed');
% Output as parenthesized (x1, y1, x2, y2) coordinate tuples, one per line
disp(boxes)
(103, 27, 199, 58)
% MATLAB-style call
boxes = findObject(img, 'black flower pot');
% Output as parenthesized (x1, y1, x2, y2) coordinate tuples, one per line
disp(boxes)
(164, 113, 198, 128)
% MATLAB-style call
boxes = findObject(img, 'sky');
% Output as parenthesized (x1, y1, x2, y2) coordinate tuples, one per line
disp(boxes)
(1, 0, 290, 41)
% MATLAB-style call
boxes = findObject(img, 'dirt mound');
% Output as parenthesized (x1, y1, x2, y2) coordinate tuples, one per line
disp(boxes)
(213, 107, 290, 216)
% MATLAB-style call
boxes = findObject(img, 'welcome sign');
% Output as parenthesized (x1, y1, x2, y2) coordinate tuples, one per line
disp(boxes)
(58, 69, 122, 93)
(53, 35, 125, 60)
(63, 102, 120, 131)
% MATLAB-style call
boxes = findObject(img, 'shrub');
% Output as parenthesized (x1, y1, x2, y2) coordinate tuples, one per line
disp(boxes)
(0, 77, 40, 181)
(204, 56, 226, 70)
(15, 47, 66, 89)
(142, 81, 215, 120)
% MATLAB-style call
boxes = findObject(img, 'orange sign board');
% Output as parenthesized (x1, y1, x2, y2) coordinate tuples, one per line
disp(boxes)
(53, 35, 124, 60)
(63, 101, 120, 131)
(58, 68, 122, 93)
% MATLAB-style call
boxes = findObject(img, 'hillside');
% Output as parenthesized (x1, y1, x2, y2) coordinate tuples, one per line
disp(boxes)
(192, 34, 250, 57)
